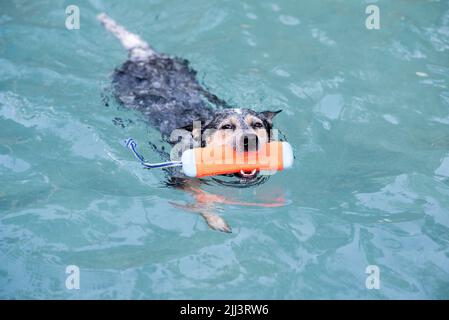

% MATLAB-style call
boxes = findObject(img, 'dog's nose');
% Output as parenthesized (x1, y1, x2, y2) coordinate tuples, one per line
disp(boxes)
(240, 133, 259, 152)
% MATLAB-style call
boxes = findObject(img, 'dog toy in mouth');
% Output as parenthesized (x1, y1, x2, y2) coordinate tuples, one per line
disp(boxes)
(125, 138, 293, 178)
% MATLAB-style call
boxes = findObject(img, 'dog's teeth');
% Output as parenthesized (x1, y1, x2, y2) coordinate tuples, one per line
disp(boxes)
(240, 169, 257, 177)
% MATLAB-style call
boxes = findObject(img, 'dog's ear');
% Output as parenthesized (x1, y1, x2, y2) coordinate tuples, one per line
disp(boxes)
(259, 110, 282, 121)
(258, 110, 282, 140)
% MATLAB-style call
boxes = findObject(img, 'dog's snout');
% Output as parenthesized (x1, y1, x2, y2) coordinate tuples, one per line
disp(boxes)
(240, 133, 259, 152)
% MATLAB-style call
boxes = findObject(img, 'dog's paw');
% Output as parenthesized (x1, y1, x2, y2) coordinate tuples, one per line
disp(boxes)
(203, 214, 232, 233)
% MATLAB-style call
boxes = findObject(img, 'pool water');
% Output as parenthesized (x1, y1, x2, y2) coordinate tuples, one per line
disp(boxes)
(1, 0, 449, 299)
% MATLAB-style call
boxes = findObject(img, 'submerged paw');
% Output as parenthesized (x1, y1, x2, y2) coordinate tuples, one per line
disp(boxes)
(204, 214, 232, 233)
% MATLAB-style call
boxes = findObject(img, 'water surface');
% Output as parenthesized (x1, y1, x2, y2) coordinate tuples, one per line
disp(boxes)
(1, 0, 449, 299)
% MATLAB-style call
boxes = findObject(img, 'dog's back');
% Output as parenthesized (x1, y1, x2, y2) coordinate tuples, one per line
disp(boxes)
(112, 56, 215, 136)
(98, 13, 220, 137)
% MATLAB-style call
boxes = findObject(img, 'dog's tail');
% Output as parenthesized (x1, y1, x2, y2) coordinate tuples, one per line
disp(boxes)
(97, 13, 157, 61)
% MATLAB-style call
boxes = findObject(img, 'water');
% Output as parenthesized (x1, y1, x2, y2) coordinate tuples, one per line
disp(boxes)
(1, 0, 449, 299)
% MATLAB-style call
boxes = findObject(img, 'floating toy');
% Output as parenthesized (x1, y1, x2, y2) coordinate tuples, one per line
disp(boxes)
(125, 138, 293, 178)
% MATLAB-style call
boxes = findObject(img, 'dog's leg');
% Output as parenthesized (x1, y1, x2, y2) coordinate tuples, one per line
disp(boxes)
(200, 212, 232, 233)
(170, 201, 232, 233)
(97, 13, 157, 61)
(168, 183, 232, 233)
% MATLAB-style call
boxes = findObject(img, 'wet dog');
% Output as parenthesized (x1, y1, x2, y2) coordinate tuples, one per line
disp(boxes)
(98, 14, 283, 232)
(98, 13, 282, 182)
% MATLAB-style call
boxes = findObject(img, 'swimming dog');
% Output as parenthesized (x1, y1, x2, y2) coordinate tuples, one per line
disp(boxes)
(98, 13, 283, 231)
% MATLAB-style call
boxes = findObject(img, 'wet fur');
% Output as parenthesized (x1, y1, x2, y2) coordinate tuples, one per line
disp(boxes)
(113, 56, 227, 138)
(99, 13, 280, 151)
(98, 13, 283, 232)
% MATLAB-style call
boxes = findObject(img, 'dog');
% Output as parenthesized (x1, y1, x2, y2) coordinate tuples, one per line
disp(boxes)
(98, 13, 283, 231)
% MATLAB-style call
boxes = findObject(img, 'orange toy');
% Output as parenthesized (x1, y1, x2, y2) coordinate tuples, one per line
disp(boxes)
(181, 141, 293, 178)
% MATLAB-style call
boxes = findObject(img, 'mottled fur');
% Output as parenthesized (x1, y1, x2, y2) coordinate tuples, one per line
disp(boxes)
(98, 13, 281, 180)
(98, 13, 285, 232)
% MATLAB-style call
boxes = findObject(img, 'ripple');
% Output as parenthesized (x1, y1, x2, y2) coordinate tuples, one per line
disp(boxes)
(273, 67, 290, 77)
(246, 38, 257, 47)
(425, 10, 449, 52)
(1, 0, 449, 300)
(0, 155, 30, 173)
(383, 114, 399, 125)
(270, 4, 281, 12)
(355, 174, 420, 215)
(279, 15, 300, 26)
(314, 94, 344, 120)
(416, 71, 429, 77)
(435, 154, 449, 178)
(390, 41, 427, 60)
(311, 28, 336, 46)
(246, 13, 258, 20)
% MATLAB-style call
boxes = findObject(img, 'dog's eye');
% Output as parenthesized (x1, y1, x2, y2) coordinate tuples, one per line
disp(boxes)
(220, 124, 235, 130)
(252, 122, 264, 129)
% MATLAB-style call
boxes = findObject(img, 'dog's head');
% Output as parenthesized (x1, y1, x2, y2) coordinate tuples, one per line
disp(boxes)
(179, 108, 282, 180)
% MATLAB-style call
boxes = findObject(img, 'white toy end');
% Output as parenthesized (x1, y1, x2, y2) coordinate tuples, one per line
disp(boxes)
(181, 149, 197, 177)
(282, 142, 294, 169)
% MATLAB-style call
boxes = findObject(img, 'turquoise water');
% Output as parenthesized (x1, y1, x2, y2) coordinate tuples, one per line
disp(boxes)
(1, 0, 449, 299)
